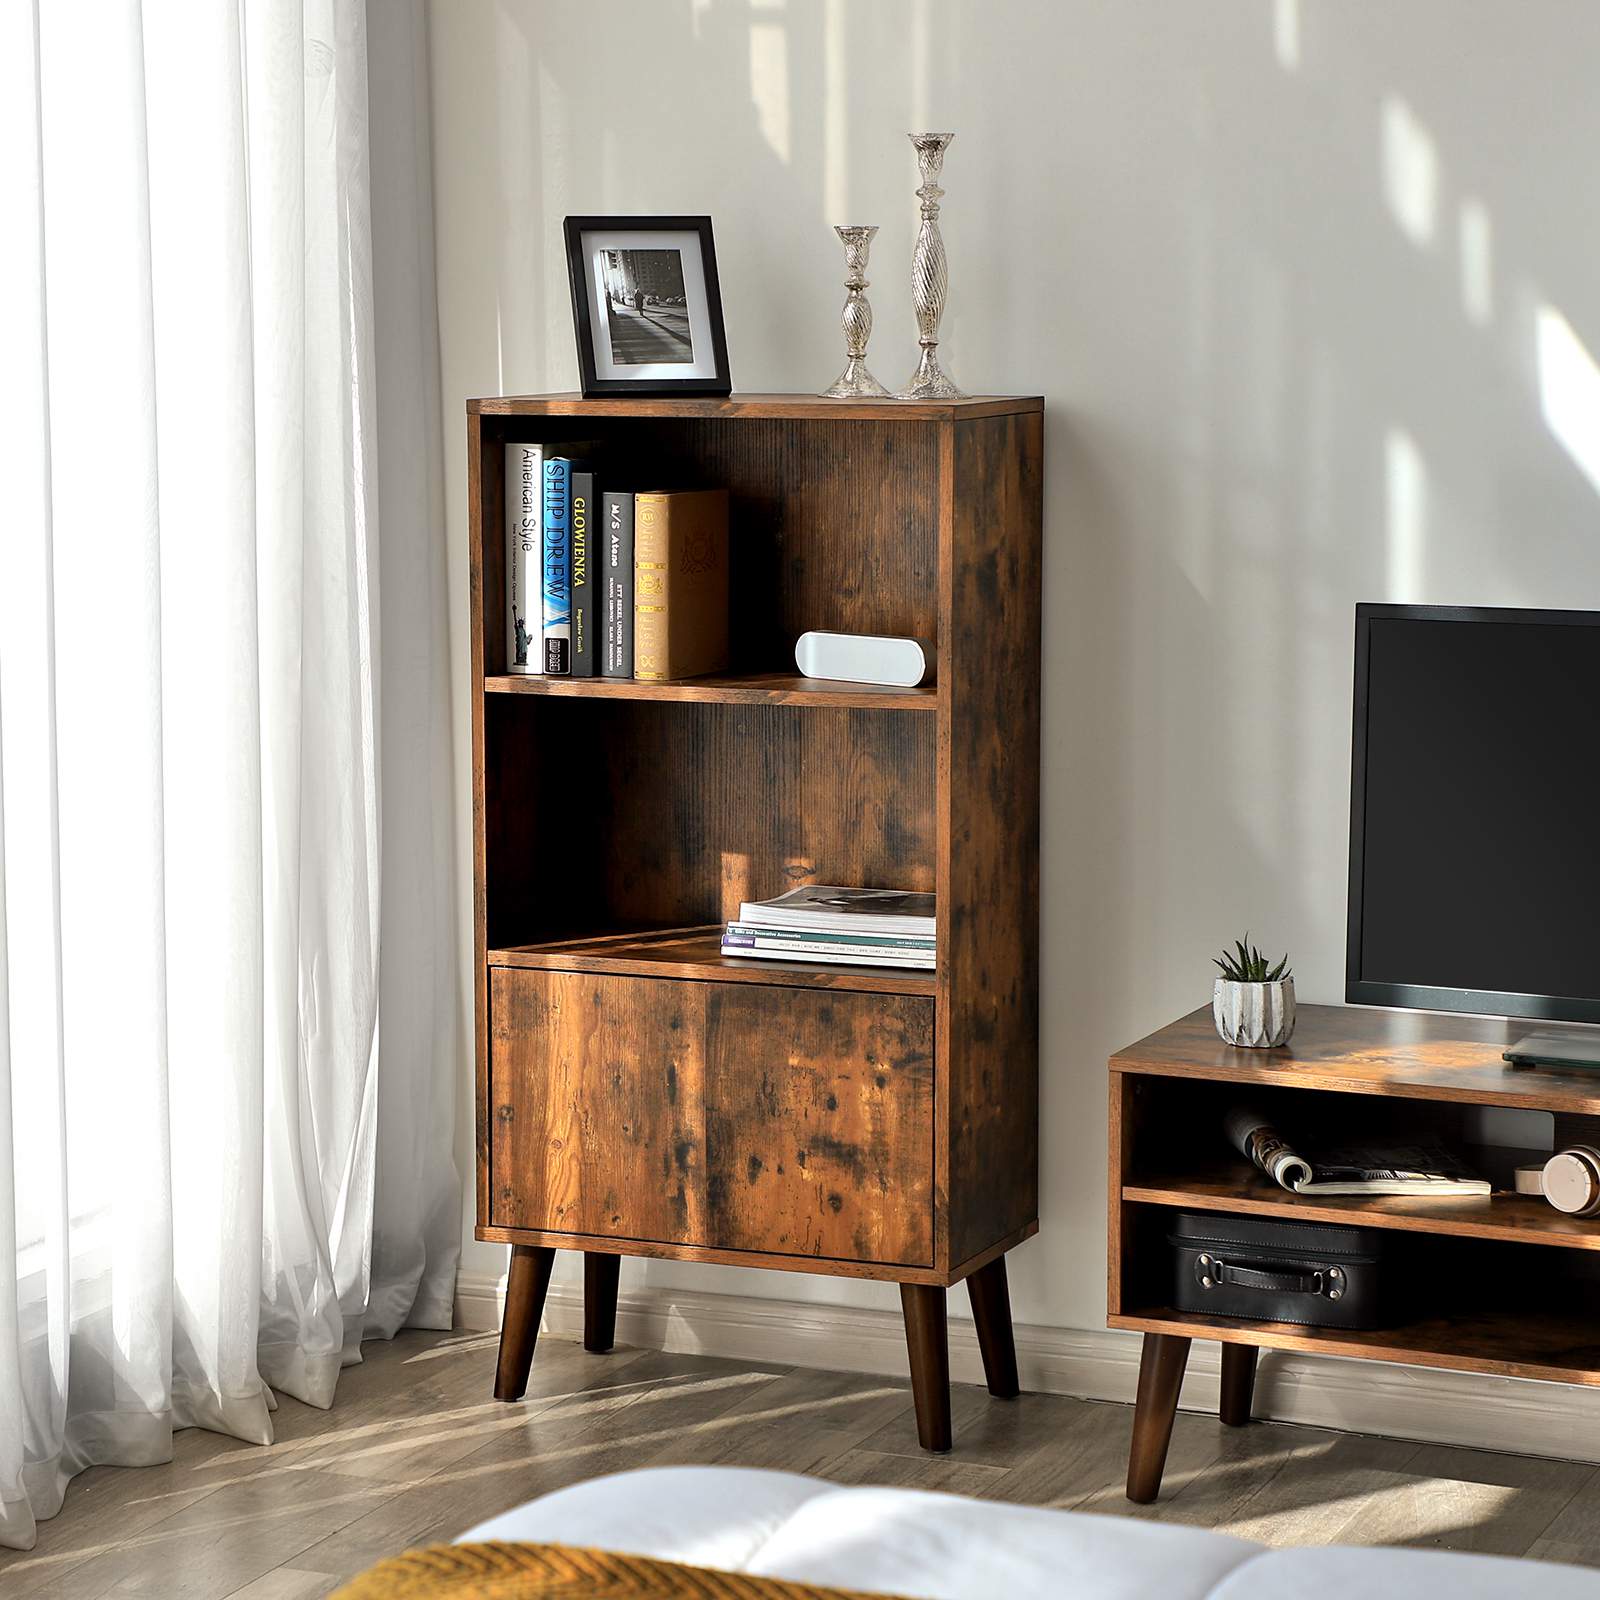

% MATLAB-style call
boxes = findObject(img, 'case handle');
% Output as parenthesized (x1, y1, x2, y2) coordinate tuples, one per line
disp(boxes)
(1194, 1252, 1346, 1301)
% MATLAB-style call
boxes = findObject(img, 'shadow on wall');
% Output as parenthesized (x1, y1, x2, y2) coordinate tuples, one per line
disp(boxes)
(447, 0, 1600, 1332)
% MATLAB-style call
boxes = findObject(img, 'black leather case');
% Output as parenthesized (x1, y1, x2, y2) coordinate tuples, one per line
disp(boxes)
(1169, 1211, 1394, 1329)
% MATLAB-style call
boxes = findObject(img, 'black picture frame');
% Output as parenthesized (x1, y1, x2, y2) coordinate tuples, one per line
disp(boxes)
(1346, 600, 1600, 1026)
(564, 215, 732, 397)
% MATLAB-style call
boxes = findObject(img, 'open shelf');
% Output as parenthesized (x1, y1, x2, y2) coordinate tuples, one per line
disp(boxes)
(487, 925, 937, 997)
(1110, 1303, 1600, 1386)
(484, 671, 938, 712)
(1124, 1161, 1600, 1252)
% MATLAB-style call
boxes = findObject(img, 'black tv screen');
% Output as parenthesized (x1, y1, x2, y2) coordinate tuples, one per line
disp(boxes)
(1347, 604, 1600, 1023)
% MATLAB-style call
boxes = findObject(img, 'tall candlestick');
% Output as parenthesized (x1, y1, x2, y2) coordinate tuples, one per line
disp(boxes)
(898, 132, 966, 401)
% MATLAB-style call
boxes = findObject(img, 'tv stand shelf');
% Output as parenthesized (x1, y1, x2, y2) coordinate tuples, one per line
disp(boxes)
(1109, 1003, 1600, 1502)
(1125, 1160, 1600, 1250)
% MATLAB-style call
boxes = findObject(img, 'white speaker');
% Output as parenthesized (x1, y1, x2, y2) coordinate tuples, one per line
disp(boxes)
(794, 631, 936, 688)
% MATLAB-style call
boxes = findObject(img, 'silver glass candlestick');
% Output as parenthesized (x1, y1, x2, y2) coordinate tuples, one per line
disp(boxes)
(898, 131, 966, 400)
(822, 225, 891, 399)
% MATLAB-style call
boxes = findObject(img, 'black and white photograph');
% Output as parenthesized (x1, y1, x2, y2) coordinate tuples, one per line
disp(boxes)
(601, 248, 693, 366)
(564, 216, 731, 396)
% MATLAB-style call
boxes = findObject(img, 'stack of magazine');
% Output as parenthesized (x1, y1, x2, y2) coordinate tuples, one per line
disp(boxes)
(721, 887, 935, 971)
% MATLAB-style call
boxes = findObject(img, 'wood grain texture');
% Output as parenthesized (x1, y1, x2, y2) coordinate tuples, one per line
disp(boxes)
(900, 1284, 952, 1452)
(489, 968, 935, 1266)
(1113, 1003, 1600, 1113)
(493, 1245, 555, 1402)
(1109, 1306, 1600, 1386)
(466, 399, 1042, 1389)
(468, 411, 492, 1229)
(1109, 1004, 1600, 1500)
(469, 392, 1044, 421)
(1124, 1159, 1600, 1250)
(487, 927, 935, 997)
(1127, 1333, 1192, 1503)
(966, 1255, 1021, 1400)
(481, 698, 935, 952)
(472, 415, 944, 665)
(1219, 1343, 1257, 1427)
(484, 671, 938, 711)
(937, 411, 1043, 1270)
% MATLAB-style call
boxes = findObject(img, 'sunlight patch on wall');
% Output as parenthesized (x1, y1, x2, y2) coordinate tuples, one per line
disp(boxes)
(1537, 306, 1600, 498)
(823, 0, 848, 220)
(1381, 96, 1438, 248)
(911, 0, 931, 130)
(1385, 428, 1428, 600)
(1273, 0, 1301, 71)
(1458, 200, 1493, 326)
(750, 16, 792, 165)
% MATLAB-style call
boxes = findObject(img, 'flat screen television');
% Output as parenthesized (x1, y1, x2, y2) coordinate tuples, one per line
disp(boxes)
(1347, 603, 1600, 1038)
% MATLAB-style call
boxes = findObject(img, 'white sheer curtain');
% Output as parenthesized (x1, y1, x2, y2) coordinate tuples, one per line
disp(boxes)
(0, 0, 461, 1550)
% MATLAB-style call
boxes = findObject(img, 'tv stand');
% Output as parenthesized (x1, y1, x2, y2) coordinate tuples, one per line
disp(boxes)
(1504, 1028, 1600, 1073)
(1108, 1002, 1600, 1503)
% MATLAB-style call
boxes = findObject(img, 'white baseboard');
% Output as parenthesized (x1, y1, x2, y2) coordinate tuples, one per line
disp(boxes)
(454, 1269, 1600, 1465)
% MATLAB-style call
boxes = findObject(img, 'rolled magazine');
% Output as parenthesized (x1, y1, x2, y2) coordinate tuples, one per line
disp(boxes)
(1224, 1105, 1490, 1196)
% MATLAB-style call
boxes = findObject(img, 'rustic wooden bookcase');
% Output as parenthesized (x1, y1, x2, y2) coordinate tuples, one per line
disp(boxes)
(1110, 1003, 1600, 1500)
(468, 393, 1043, 1450)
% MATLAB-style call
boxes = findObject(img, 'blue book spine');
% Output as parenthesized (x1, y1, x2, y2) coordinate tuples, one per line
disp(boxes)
(542, 456, 572, 674)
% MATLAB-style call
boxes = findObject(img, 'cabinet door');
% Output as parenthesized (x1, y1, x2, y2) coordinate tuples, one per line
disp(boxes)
(489, 969, 934, 1266)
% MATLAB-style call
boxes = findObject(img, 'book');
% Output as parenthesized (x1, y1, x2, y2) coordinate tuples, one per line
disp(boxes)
(542, 455, 581, 675)
(569, 468, 600, 678)
(634, 489, 729, 681)
(504, 443, 543, 674)
(736, 886, 936, 938)
(601, 491, 635, 679)
(722, 923, 935, 954)
(719, 937, 935, 971)
(1225, 1105, 1491, 1196)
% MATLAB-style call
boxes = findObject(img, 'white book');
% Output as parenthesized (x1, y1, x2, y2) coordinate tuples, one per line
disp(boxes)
(505, 443, 543, 674)
(720, 940, 935, 971)
(737, 885, 936, 938)
(722, 930, 936, 963)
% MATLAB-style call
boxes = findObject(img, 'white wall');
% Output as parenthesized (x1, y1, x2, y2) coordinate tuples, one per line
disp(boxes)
(427, 0, 1600, 1341)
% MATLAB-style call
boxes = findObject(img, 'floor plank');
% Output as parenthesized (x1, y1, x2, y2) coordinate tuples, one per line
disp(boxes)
(1527, 1468, 1600, 1568)
(1363, 1445, 1597, 1559)
(1, 1326, 1595, 1599)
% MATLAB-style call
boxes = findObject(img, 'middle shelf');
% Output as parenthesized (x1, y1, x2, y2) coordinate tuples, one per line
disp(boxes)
(485, 671, 938, 712)
(1124, 1158, 1600, 1251)
(487, 924, 938, 996)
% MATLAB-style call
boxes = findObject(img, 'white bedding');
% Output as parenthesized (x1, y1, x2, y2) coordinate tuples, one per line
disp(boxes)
(459, 1465, 1600, 1599)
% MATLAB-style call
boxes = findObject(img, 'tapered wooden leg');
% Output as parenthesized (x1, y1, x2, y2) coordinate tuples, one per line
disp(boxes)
(583, 1251, 621, 1354)
(900, 1283, 952, 1452)
(1219, 1342, 1257, 1426)
(966, 1255, 1020, 1399)
(1126, 1332, 1191, 1503)
(493, 1245, 555, 1401)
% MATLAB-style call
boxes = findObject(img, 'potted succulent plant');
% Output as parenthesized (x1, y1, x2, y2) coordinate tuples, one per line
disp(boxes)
(1212, 936, 1296, 1048)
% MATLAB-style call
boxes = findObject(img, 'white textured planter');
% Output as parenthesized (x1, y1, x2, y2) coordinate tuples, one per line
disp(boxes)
(1213, 977, 1296, 1048)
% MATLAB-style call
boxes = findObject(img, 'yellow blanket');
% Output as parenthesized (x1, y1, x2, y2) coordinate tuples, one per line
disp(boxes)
(332, 1542, 908, 1600)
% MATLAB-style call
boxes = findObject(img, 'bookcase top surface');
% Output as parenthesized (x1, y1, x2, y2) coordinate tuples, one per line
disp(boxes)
(1113, 1002, 1600, 1113)
(469, 392, 1043, 421)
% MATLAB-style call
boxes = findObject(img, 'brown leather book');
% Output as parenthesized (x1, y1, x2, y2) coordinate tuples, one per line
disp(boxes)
(633, 489, 729, 680)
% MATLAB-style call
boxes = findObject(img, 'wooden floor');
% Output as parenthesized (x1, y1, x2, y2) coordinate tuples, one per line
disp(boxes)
(3, 1328, 1598, 1598)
